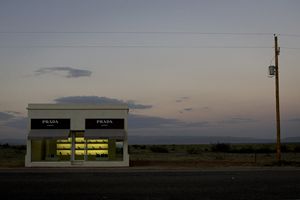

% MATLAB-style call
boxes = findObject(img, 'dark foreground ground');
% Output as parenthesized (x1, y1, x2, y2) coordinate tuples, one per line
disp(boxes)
(0, 168, 300, 200)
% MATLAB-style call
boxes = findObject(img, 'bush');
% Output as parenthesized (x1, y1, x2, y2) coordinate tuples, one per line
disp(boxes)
(149, 145, 169, 153)
(231, 146, 255, 153)
(0, 143, 10, 149)
(294, 145, 300, 153)
(256, 146, 273, 153)
(186, 147, 202, 154)
(211, 143, 231, 152)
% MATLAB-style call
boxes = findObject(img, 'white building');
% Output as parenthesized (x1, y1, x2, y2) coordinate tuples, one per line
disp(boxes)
(25, 104, 129, 167)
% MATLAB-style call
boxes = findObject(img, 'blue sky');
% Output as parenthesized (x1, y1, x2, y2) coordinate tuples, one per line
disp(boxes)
(0, 0, 300, 142)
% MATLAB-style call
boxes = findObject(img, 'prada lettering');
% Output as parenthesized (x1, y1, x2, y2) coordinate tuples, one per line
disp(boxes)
(96, 120, 113, 124)
(31, 119, 70, 129)
(42, 120, 59, 124)
(86, 119, 124, 129)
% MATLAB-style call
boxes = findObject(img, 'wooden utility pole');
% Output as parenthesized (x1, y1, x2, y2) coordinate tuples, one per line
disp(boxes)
(274, 34, 281, 161)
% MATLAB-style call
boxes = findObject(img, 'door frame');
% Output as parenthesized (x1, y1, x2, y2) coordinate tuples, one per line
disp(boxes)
(71, 131, 85, 161)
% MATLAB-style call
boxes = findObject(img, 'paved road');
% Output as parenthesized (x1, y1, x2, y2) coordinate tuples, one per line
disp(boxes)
(0, 168, 300, 200)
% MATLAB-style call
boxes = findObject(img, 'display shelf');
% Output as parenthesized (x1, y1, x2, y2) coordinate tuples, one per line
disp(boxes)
(57, 150, 71, 156)
(57, 138, 72, 157)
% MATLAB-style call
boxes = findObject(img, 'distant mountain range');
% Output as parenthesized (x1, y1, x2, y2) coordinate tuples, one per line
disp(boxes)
(128, 136, 300, 144)
(1, 136, 300, 145)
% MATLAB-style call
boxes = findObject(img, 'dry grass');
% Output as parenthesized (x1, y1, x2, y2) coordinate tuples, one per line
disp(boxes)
(129, 144, 300, 168)
(0, 145, 26, 167)
(0, 143, 299, 168)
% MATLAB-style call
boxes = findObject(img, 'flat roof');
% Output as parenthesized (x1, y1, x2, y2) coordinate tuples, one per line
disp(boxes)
(27, 104, 129, 110)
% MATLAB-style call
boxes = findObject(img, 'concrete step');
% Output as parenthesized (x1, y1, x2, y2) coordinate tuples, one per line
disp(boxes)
(71, 161, 84, 165)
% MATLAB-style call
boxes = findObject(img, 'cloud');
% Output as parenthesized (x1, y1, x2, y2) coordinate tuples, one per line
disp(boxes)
(201, 106, 210, 111)
(185, 121, 210, 127)
(287, 118, 300, 122)
(0, 111, 26, 129)
(128, 114, 183, 129)
(4, 117, 27, 129)
(179, 107, 193, 114)
(128, 114, 209, 129)
(219, 117, 258, 124)
(35, 67, 92, 78)
(5, 111, 22, 115)
(54, 96, 152, 109)
(175, 96, 189, 103)
(1, 114, 208, 134)
(0, 112, 16, 121)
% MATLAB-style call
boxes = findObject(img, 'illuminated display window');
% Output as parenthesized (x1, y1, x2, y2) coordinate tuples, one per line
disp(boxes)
(86, 139, 109, 160)
(56, 137, 72, 159)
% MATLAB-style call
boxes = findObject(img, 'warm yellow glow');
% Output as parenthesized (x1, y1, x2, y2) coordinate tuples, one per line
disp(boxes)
(87, 150, 108, 155)
(57, 150, 71, 155)
(87, 144, 108, 149)
(57, 144, 72, 149)
(87, 139, 108, 143)
(57, 137, 72, 143)
(75, 144, 85, 149)
(75, 137, 85, 142)
(56, 136, 110, 157)
(75, 150, 85, 155)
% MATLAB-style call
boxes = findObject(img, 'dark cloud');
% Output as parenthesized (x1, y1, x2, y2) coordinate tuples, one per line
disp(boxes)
(129, 114, 183, 129)
(35, 67, 92, 78)
(219, 117, 258, 124)
(128, 114, 209, 129)
(176, 96, 189, 103)
(201, 106, 210, 111)
(0, 112, 16, 121)
(5, 111, 22, 115)
(4, 117, 27, 129)
(54, 96, 152, 110)
(179, 107, 193, 114)
(287, 118, 300, 122)
(185, 121, 210, 127)
(2, 114, 208, 132)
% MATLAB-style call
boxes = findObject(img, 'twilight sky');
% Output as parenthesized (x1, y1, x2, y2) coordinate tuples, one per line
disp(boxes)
(0, 0, 300, 142)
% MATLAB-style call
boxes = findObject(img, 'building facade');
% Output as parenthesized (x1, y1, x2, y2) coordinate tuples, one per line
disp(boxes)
(25, 104, 129, 167)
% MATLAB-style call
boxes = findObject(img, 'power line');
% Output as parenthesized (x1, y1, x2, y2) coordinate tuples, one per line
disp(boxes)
(281, 47, 300, 50)
(0, 45, 273, 49)
(281, 34, 300, 38)
(0, 31, 274, 36)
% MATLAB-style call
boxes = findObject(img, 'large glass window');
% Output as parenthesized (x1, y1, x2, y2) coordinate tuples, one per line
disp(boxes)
(31, 133, 124, 162)
(86, 139, 109, 161)
(56, 137, 72, 161)
(31, 137, 72, 161)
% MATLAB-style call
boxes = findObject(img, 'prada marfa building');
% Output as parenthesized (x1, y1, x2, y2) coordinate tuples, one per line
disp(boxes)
(25, 104, 129, 167)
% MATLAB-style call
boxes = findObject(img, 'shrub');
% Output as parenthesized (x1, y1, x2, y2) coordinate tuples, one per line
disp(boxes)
(231, 146, 255, 153)
(186, 147, 202, 154)
(256, 146, 273, 153)
(132, 145, 139, 149)
(294, 145, 300, 153)
(149, 145, 169, 153)
(281, 144, 288, 153)
(0, 143, 10, 149)
(211, 143, 231, 152)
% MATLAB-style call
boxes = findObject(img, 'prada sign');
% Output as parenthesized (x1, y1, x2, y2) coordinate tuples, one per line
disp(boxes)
(31, 119, 70, 129)
(85, 119, 124, 129)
